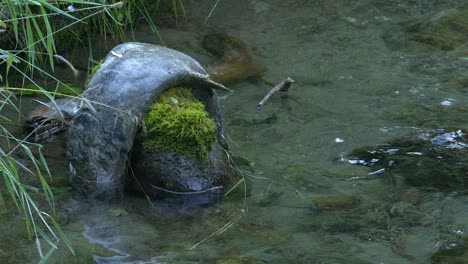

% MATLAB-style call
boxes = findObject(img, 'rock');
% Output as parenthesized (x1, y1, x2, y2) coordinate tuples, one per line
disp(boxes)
(202, 32, 264, 84)
(130, 142, 237, 198)
(67, 42, 232, 199)
(346, 129, 467, 190)
(128, 87, 239, 200)
(431, 237, 468, 264)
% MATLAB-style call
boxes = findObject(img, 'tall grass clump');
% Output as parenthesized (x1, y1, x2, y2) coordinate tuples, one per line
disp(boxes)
(0, 0, 173, 261)
(0, 122, 74, 261)
(0, 0, 167, 72)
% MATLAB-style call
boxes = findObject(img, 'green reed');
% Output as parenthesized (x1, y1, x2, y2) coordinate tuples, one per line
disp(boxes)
(0, 0, 168, 261)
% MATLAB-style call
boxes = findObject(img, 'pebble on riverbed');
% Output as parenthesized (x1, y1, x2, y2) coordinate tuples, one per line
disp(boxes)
(311, 193, 361, 211)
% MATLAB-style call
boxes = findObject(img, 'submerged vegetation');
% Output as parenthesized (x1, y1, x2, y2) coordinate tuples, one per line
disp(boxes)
(383, 4, 468, 52)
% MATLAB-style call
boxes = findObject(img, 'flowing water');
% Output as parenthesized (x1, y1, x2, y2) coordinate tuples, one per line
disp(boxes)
(1, 0, 468, 263)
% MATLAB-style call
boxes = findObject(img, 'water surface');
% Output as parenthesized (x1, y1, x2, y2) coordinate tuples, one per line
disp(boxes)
(1, 0, 467, 263)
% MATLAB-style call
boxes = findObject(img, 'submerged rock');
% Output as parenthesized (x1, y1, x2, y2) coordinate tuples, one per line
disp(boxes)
(431, 237, 468, 264)
(383, 6, 468, 52)
(202, 32, 264, 84)
(130, 141, 237, 199)
(346, 129, 467, 190)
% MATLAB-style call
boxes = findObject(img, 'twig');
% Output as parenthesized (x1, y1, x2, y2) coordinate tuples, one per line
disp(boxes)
(53, 54, 79, 78)
(205, 78, 233, 92)
(257, 77, 294, 110)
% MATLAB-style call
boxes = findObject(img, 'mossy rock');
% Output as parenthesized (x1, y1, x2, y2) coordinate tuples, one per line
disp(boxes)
(130, 87, 238, 197)
(139, 87, 216, 160)
(347, 129, 467, 190)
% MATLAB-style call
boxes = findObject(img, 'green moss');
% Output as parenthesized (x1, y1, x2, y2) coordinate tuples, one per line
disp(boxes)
(140, 87, 216, 159)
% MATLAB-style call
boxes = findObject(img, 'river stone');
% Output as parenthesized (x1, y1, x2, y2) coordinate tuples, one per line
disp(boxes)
(346, 129, 467, 190)
(67, 42, 232, 199)
(129, 139, 237, 199)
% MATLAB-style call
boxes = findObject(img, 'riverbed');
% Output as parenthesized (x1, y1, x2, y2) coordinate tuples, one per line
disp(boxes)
(1, 0, 467, 263)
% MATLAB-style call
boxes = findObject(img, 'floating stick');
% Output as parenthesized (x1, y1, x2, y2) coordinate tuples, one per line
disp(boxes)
(257, 77, 294, 110)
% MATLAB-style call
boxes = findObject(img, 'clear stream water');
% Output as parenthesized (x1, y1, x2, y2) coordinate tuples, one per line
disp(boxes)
(1, 0, 467, 263)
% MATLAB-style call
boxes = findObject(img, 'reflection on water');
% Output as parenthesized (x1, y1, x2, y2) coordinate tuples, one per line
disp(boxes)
(1, 0, 468, 263)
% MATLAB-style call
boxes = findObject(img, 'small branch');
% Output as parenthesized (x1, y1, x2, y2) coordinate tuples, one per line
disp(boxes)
(257, 77, 294, 110)
(53, 54, 79, 78)
(205, 78, 233, 92)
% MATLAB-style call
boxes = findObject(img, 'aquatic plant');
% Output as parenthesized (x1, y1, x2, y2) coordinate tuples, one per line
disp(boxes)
(0, 0, 225, 261)
(383, 5, 468, 52)
(0, 54, 80, 261)
(0, 0, 167, 261)
(0, 90, 74, 260)
(312, 193, 361, 211)
(139, 87, 216, 159)
(406, 6, 468, 51)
